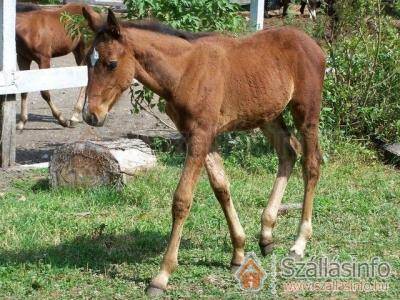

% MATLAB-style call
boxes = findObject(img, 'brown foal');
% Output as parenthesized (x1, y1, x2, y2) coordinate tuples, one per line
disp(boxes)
(16, 3, 97, 129)
(82, 9, 325, 296)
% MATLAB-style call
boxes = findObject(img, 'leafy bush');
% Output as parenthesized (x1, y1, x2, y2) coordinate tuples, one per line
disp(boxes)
(320, 0, 400, 143)
(288, 0, 400, 143)
(124, 0, 247, 33)
(124, 0, 247, 121)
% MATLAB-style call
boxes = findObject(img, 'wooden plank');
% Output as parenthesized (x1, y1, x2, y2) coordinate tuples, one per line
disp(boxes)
(0, 66, 88, 94)
(0, 94, 16, 168)
(0, 0, 17, 167)
(250, 0, 265, 30)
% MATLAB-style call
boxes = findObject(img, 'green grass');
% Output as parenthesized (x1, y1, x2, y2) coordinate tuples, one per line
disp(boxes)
(0, 142, 399, 299)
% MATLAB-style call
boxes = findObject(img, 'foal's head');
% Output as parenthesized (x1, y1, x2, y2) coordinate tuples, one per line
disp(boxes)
(82, 8, 135, 126)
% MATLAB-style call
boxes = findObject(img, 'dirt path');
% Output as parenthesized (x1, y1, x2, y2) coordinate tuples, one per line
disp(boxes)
(15, 54, 173, 165)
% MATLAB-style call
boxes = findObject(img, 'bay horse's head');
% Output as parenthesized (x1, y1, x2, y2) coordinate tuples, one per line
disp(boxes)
(82, 8, 135, 126)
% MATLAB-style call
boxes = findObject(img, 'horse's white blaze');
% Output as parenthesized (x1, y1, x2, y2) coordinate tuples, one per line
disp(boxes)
(90, 48, 99, 67)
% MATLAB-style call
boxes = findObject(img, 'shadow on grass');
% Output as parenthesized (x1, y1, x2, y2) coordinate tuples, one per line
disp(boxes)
(31, 178, 51, 192)
(0, 228, 193, 273)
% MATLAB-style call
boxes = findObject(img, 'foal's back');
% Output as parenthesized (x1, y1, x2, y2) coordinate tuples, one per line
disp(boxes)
(16, 4, 85, 59)
(190, 27, 325, 132)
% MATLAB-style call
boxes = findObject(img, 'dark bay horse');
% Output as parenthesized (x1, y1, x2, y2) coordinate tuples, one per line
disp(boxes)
(16, 3, 97, 129)
(266, 0, 335, 20)
(82, 9, 325, 296)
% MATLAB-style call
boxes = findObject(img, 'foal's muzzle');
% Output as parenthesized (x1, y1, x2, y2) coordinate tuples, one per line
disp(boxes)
(82, 97, 107, 127)
(83, 111, 106, 127)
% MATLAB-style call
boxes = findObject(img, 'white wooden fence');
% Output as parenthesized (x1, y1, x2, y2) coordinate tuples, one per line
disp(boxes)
(0, 0, 264, 168)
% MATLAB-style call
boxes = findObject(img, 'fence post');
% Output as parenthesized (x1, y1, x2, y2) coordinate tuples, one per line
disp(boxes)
(0, 0, 17, 168)
(250, 0, 265, 30)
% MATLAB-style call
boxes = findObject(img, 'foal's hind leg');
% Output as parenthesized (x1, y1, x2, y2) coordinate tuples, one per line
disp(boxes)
(289, 101, 322, 259)
(38, 57, 70, 127)
(205, 150, 245, 271)
(16, 55, 32, 130)
(259, 117, 301, 256)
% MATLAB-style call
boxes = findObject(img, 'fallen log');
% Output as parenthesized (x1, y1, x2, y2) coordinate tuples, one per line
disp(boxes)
(49, 139, 156, 188)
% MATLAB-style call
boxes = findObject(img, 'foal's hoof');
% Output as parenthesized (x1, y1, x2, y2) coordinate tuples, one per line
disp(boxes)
(230, 263, 241, 274)
(146, 285, 165, 297)
(289, 250, 303, 261)
(259, 242, 275, 256)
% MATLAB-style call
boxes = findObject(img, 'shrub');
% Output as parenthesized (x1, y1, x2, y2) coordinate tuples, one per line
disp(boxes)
(318, 0, 400, 143)
(124, 0, 247, 33)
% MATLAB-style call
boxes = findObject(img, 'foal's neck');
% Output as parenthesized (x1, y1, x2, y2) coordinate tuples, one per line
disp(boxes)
(124, 28, 193, 98)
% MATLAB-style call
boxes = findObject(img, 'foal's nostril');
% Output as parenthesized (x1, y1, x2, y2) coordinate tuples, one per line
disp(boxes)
(83, 111, 98, 126)
(90, 113, 99, 126)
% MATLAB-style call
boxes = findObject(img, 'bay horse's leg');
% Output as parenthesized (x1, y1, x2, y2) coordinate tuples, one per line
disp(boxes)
(16, 55, 32, 130)
(259, 117, 301, 256)
(69, 87, 86, 127)
(38, 57, 70, 127)
(289, 100, 322, 259)
(205, 149, 245, 271)
(147, 129, 213, 296)
(300, 1, 307, 15)
(282, 0, 290, 16)
(264, 0, 270, 18)
(69, 44, 87, 126)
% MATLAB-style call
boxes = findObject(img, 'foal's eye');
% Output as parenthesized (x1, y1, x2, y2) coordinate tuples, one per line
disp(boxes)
(107, 61, 118, 71)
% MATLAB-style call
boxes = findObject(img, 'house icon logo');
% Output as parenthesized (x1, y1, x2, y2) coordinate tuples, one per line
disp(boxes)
(235, 252, 267, 292)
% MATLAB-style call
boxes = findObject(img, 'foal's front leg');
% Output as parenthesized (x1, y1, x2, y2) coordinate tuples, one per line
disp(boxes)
(205, 150, 245, 272)
(147, 130, 212, 296)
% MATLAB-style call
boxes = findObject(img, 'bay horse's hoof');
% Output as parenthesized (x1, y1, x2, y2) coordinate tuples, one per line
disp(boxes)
(259, 242, 275, 256)
(16, 122, 25, 131)
(58, 120, 70, 128)
(68, 119, 80, 128)
(146, 285, 165, 297)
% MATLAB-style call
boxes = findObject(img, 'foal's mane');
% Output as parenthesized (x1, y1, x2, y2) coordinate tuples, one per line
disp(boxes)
(121, 19, 215, 41)
(16, 2, 41, 13)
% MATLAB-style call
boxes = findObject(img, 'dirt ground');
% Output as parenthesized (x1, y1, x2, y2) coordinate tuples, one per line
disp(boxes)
(14, 54, 174, 165)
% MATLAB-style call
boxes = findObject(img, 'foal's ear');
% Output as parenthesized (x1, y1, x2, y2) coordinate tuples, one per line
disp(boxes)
(82, 6, 103, 32)
(107, 9, 121, 39)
